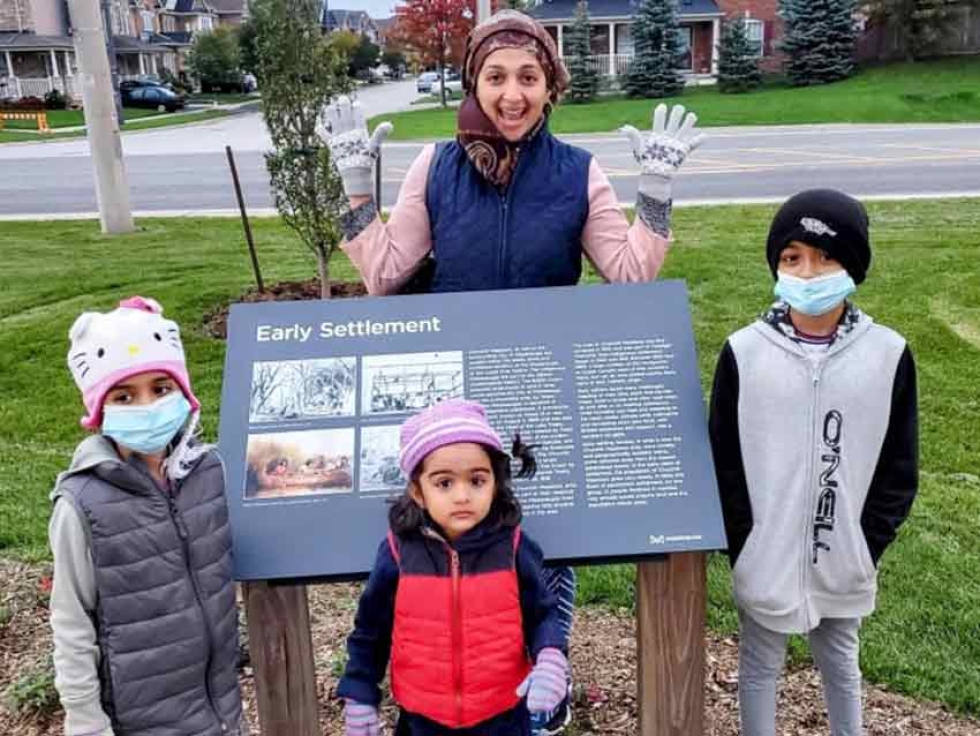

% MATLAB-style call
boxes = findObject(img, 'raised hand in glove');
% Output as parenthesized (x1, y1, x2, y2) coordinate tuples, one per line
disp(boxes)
(516, 647, 569, 715)
(343, 700, 380, 736)
(320, 95, 393, 199)
(620, 103, 705, 201)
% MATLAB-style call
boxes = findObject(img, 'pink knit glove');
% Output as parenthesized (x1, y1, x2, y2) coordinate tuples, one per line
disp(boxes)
(516, 647, 569, 714)
(344, 700, 380, 736)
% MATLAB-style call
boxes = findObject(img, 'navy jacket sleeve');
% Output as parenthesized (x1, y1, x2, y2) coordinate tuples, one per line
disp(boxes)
(516, 532, 565, 658)
(862, 346, 918, 564)
(708, 341, 753, 567)
(336, 539, 399, 706)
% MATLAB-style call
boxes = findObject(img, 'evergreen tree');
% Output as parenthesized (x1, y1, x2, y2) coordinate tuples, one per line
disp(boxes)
(566, 0, 599, 103)
(717, 17, 763, 93)
(624, 0, 685, 98)
(779, 0, 858, 86)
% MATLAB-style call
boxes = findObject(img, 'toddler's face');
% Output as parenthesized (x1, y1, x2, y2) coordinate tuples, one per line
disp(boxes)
(104, 370, 179, 409)
(777, 241, 845, 280)
(411, 442, 496, 541)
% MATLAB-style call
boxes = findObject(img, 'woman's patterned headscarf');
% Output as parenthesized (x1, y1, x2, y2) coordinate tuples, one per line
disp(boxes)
(456, 10, 570, 188)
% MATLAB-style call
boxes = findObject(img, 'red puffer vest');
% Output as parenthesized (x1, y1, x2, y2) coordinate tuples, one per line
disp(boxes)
(388, 524, 531, 728)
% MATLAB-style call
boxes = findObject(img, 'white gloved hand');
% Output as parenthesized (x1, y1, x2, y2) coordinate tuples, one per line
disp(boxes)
(620, 103, 705, 201)
(320, 95, 393, 198)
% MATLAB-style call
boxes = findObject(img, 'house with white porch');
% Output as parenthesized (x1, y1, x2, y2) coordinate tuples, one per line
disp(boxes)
(530, 0, 779, 83)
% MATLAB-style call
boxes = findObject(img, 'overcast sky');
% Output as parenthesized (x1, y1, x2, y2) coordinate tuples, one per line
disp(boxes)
(332, 0, 398, 19)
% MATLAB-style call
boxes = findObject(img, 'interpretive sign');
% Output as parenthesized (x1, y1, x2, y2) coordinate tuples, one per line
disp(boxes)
(218, 281, 726, 581)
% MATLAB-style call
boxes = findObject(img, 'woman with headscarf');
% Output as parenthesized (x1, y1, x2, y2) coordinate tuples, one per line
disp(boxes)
(323, 9, 705, 735)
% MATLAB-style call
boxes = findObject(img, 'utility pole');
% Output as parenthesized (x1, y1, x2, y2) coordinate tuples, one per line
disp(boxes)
(67, 0, 135, 233)
(99, 0, 125, 124)
(477, 0, 490, 23)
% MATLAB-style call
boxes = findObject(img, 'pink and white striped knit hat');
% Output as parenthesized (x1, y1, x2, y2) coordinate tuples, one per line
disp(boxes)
(399, 398, 503, 476)
(67, 296, 201, 430)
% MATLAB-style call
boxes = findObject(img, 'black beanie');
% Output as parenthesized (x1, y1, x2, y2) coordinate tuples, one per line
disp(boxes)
(766, 189, 871, 284)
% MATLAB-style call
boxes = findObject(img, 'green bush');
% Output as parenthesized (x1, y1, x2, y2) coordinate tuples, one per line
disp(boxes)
(43, 89, 67, 110)
(3, 658, 59, 717)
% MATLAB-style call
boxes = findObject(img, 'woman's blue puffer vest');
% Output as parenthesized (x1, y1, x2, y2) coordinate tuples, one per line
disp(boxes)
(425, 128, 592, 292)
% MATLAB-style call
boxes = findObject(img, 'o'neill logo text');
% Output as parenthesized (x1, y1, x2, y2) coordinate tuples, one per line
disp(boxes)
(813, 410, 842, 565)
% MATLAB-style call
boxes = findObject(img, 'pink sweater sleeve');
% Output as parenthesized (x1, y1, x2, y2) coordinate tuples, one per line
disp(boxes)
(581, 158, 671, 283)
(340, 144, 436, 296)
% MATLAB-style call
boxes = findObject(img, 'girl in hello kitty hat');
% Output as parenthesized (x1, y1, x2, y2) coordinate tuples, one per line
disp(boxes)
(49, 296, 244, 736)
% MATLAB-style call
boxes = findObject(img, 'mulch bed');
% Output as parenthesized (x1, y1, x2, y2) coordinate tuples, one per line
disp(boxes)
(204, 279, 368, 338)
(2, 559, 977, 735)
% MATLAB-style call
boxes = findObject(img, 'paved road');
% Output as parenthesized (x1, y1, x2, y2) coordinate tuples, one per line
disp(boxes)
(2, 91, 979, 217)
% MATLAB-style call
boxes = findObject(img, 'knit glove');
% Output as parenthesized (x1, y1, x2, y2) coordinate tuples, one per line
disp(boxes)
(320, 95, 393, 198)
(620, 103, 705, 202)
(516, 647, 569, 714)
(344, 700, 380, 736)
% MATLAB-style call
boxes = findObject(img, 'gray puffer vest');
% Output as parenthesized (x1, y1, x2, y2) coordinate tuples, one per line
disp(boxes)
(53, 447, 241, 735)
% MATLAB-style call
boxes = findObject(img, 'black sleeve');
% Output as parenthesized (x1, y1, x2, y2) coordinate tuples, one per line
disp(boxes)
(861, 346, 919, 565)
(336, 539, 399, 706)
(708, 341, 753, 567)
(516, 534, 565, 657)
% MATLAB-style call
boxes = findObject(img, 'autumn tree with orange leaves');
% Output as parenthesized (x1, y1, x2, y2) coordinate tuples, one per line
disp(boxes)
(391, 0, 495, 106)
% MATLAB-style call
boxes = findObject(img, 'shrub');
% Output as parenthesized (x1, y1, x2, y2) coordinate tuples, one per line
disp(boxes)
(3, 658, 59, 718)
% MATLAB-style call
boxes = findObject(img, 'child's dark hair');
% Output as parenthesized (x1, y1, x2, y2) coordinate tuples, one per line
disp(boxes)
(388, 432, 537, 535)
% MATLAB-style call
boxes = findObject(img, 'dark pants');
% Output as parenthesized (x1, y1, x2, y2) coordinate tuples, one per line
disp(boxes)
(395, 702, 531, 736)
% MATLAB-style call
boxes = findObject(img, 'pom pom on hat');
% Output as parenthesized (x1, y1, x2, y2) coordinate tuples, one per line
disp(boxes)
(67, 296, 200, 430)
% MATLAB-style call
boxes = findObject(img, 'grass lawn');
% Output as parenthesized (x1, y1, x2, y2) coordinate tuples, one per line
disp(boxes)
(372, 57, 980, 139)
(187, 92, 259, 105)
(1, 199, 978, 713)
(1, 107, 161, 130)
(0, 109, 232, 144)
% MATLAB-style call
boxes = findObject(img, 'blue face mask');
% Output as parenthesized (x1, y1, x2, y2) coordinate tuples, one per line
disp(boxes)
(102, 392, 191, 455)
(774, 270, 856, 316)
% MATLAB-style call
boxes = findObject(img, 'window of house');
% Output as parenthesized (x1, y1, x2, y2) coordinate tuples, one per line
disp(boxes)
(0, 54, 8, 77)
(676, 26, 692, 70)
(744, 18, 765, 57)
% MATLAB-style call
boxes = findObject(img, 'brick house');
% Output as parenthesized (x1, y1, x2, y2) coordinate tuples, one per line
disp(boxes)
(320, 7, 380, 44)
(528, 0, 783, 82)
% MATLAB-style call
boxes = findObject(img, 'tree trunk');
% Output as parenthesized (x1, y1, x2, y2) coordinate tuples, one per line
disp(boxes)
(439, 51, 447, 108)
(317, 247, 330, 299)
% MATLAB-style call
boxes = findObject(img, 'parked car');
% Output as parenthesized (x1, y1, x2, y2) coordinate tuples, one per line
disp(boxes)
(430, 77, 463, 97)
(416, 71, 439, 93)
(121, 84, 185, 112)
(119, 76, 166, 91)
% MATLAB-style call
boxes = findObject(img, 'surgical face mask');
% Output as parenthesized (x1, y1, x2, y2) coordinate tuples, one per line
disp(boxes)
(774, 270, 856, 316)
(102, 392, 191, 455)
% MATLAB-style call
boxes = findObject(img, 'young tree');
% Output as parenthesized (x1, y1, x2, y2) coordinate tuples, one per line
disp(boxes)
(779, 0, 858, 86)
(237, 19, 260, 78)
(623, 0, 685, 98)
(565, 0, 598, 103)
(349, 34, 381, 79)
(250, 0, 352, 298)
(717, 16, 763, 93)
(188, 27, 243, 91)
(390, 0, 474, 106)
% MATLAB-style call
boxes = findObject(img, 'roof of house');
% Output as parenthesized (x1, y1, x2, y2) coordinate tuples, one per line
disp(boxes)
(0, 31, 75, 51)
(159, 31, 194, 44)
(161, 0, 213, 14)
(112, 34, 169, 53)
(530, 0, 723, 21)
(206, 0, 247, 15)
(321, 8, 377, 31)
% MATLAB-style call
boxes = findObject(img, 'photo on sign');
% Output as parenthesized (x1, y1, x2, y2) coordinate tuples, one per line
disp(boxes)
(359, 424, 406, 493)
(361, 351, 464, 415)
(248, 357, 357, 424)
(244, 428, 354, 499)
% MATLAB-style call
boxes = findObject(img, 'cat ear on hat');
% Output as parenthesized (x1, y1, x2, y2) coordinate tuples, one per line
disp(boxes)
(69, 313, 97, 342)
(120, 296, 163, 314)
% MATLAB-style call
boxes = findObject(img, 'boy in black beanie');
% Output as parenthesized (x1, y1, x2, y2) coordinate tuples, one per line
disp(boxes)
(708, 189, 918, 736)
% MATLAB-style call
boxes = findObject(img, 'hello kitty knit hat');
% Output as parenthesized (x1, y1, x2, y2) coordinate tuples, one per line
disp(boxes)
(67, 296, 201, 430)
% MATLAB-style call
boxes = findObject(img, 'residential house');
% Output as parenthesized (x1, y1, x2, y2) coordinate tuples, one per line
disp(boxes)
(1, 0, 79, 99)
(320, 6, 379, 43)
(529, 0, 782, 83)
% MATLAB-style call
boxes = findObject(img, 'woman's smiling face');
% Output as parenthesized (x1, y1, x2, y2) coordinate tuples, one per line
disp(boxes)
(475, 47, 549, 142)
